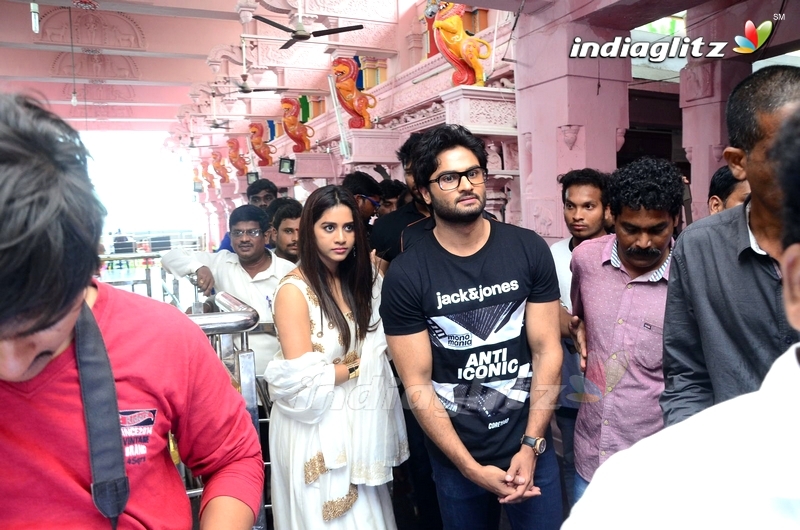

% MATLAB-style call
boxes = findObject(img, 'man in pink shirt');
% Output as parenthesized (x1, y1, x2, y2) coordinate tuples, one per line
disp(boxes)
(570, 157, 684, 502)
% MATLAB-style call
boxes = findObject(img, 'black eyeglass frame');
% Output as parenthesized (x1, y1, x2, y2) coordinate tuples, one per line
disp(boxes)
(428, 166, 488, 191)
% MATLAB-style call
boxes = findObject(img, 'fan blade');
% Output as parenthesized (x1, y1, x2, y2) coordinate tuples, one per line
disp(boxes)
(311, 24, 364, 37)
(280, 38, 298, 50)
(253, 15, 294, 34)
(251, 88, 279, 92)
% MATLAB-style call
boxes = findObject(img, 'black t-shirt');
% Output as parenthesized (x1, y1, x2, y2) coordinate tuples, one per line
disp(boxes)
(380, 220, 559, 469)
(371, 201, 427, 262)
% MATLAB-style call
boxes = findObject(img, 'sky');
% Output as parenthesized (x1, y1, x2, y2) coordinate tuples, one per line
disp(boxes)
(80, 131, 206, 235)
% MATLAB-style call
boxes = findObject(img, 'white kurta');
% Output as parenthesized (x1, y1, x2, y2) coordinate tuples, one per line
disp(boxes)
(160, 248, 295, 373)
(266, 274, 409, 530)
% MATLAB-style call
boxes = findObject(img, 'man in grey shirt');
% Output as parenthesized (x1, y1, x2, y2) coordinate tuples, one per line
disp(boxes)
(661, 65, 800, 426)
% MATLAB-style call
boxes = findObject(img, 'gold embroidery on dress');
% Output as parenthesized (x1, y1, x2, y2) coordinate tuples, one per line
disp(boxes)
(304, 452, 329, 484)
(278, 273, 303, 286)
(312, 343, 325, 353)
(306, 286, 319, 306)
(321, 484, 358, 521)
(343, 351, 359, 364)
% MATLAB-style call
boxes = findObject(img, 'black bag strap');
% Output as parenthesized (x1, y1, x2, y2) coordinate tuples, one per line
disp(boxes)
(75, 303, 130, 529)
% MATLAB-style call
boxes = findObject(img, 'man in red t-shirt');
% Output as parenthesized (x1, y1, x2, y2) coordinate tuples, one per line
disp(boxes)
(0, 94, 263, 529)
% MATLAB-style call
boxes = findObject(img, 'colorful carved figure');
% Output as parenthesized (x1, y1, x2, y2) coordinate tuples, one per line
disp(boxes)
(332, 57, 377, 129)
(227, 138, 248, 177)
(433, 2, 492, 87)
(249, 122, 278, 166)
(281, 98, 315, 153)
(211, 151, 231, 184)
(201, 160, 216, 189)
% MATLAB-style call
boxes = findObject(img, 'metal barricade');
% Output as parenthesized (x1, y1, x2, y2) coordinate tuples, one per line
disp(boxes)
(99, 252, 162, 299)
(187, 293, 269, 530)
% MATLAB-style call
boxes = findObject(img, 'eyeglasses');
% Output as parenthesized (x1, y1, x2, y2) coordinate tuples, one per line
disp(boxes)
(429, 167, 487, 191)
(231, 229, 263, 238)
(358, 195, 381, 210)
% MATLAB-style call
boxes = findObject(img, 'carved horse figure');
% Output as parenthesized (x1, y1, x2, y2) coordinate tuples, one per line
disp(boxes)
(433, 2, 492, 87)
(249, 122, 277, 166)
(227, 138, 248, 177)
(201, 160, 216, 189)
(332, 57, 377, 129)
(210, 151, 231, 184)
(281, 97, 314, 153)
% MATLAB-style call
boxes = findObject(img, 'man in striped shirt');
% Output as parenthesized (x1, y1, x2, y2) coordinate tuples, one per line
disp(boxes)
(569, 157, 684, 503)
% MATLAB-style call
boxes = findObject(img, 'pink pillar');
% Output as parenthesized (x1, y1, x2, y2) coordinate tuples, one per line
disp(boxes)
(514, 18, 630, 243)
(198, 190, 222, 251)
(680, 60, 750, 222)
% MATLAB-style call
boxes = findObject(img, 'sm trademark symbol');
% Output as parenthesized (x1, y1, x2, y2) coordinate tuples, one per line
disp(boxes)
(774, 13, 786, 21)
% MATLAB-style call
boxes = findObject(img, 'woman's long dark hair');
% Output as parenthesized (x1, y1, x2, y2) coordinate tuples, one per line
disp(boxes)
(298, 185, 375, 349)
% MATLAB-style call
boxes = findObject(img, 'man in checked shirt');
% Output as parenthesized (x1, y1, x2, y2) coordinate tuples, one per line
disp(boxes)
(569, 157, 684, 503)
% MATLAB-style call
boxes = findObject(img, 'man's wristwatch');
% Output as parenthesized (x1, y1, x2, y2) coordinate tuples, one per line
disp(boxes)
(521, 435, 547, 456)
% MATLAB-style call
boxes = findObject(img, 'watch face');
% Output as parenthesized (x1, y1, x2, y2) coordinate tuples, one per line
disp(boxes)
(536, 438, 547, 454)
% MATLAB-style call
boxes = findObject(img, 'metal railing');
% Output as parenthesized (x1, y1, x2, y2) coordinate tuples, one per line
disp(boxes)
(186, 293, 268, 530)
(99, 252, 181, 304)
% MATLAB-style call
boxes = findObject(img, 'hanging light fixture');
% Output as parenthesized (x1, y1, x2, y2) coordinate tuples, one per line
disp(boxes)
(68, 7, 78, 106)
(30, 3, 40, 33)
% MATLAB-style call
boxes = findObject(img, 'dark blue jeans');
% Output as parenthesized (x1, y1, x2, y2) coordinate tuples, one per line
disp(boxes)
(429, 432, 562, 530)
(555, 407, 578, 509)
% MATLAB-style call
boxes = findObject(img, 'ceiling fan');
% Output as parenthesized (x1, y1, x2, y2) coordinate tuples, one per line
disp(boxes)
(208, 118, 231, 130)
(205, 88, 232, 129)
(235, 73, 277, 94)
(187, 136, 224, 150)
(253, 0, 364, 50)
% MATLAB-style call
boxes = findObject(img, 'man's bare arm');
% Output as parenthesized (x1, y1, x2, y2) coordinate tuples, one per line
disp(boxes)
(500, 300, 563, 503)
(200, 495, 254, 530)
(525, 299, 563, 437)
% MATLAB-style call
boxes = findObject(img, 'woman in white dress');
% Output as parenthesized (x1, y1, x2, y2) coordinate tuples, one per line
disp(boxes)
(266, 185, 409, 529)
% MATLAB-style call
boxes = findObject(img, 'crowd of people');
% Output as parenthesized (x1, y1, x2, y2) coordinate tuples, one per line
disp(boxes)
(1, 63, 799, 530)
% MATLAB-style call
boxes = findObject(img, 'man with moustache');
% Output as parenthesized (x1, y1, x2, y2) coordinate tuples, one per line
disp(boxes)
(661, 65, 800, 426)
(162, 205, 295, 374)
(549, 168, 610, 509)
(561, 107, 800, 529)
(570, 157, 684, 502)
(381, 124, 563, 529)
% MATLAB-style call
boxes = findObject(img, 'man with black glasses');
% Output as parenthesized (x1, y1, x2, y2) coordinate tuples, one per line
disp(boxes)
(162, 205, 295, 374)
(381, 124, 563, 529)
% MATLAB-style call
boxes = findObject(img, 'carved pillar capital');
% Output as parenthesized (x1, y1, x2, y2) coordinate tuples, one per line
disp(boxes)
(560, 125, 581, 151)
(236, 0, 258, 24)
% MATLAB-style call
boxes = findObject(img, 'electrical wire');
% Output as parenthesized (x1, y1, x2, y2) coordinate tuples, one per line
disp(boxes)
(499, 0, 526, 63)
(69, 7, 77, 103)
